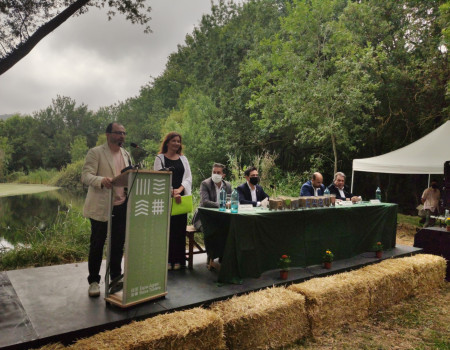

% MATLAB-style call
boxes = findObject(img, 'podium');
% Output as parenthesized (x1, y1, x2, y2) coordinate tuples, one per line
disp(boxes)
(105, 169, 172, 308)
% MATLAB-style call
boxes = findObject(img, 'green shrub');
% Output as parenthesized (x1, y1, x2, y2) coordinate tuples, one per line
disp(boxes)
(15, 168, 58, 184)
(0, 206, 90, 270)
(49, 159, 84, 188)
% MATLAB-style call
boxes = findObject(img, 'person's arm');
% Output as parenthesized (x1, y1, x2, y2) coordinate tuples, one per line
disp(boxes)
(421, 189, 427, 204)
(180, 156, 192, 195)
(81, 148, 105, 188)
(300, 184, 310, 197)
(200, 181, 219, 208)
(237, 185, 257, 206)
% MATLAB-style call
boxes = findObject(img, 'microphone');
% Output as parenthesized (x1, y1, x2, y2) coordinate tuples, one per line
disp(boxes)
(130, 142, 150, 154)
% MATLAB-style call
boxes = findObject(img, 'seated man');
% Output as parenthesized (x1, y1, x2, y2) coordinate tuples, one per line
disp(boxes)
(421, 180, 440, 227)
(236, 166, 269, 207)
(193, 163, 233, 231)
(327, 172, 360, 202)
(300, 172, 325, 196)
(200, 163, 232, 207)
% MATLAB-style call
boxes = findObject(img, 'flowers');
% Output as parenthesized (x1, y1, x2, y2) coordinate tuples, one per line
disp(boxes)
(373, 241, 383, 251)
(278, 254, 291, 271)
(322, 250, 334, 263)
(446, 218, 450, 227)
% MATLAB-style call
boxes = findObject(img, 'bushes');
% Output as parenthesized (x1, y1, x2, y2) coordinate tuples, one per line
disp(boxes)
(49, 159, 84, 189)
(0, 207, 90, 270)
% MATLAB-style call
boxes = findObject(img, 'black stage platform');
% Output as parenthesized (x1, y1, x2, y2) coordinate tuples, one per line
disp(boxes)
(0, 245, 421, 350)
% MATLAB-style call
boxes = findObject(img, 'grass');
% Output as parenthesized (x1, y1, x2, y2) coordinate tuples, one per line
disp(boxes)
(0, 207, 90, 270)
(287, 283, 449, 349)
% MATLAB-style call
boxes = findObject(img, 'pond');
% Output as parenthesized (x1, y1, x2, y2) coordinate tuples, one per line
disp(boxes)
(0, 187, 86, 249)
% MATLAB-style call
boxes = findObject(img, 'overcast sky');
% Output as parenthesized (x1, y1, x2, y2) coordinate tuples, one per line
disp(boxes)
(0, 0, 224, 116)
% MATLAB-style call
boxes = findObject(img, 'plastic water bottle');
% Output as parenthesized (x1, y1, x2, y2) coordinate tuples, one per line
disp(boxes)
(219, 186, 226, 212)
(323, 187, 330, 207)
(376, 187, 381, 201)
(230, 189, 239, 213)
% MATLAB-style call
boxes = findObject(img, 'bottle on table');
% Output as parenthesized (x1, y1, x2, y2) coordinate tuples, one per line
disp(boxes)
(323, 187, 330, 207)
(219, 186, 226, 212)
(230, 188, 239, 213)
(375, 187, 381, 201)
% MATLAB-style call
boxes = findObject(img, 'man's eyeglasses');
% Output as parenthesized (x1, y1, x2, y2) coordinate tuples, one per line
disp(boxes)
(110, 131, 127, 136)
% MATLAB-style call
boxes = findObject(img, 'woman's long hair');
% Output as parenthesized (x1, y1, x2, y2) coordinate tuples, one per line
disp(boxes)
(159, 132, 183, 155)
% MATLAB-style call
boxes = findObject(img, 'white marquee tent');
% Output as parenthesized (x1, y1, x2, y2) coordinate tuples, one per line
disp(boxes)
(351, 120, 450, 191)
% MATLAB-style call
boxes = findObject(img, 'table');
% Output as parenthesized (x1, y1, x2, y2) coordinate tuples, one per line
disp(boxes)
(198, 203, 397, 283)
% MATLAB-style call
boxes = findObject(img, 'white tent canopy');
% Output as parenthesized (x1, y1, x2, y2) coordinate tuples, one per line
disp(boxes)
(353, 121, 450, 174)
(351, 121, 450, 191)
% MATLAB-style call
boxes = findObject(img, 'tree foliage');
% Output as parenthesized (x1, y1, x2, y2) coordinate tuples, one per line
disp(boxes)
(0, 0, 152, 75)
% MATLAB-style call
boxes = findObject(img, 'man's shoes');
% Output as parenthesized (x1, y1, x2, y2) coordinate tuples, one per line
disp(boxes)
(173, 263, 181, 270)
(88, 282, 100, 297)
(109, 276, 123, 294)
(168, 263, 172, 271)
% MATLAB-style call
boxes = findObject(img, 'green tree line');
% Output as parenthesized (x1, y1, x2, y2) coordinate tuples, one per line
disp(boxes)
(0, 0, 448, 212)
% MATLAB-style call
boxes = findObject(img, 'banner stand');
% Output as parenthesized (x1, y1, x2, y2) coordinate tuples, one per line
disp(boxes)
(104, 169, 172, 308)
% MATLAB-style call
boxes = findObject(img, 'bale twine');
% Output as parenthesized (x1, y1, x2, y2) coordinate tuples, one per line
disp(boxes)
(392, 254, 447, 295)
(210, 287, 308, 350)
(351, 258, 416, 313)
(69, 308, 224, 350)
(288, 272, 370, 335)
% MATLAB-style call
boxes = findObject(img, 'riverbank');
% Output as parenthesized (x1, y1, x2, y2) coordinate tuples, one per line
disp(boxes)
(0, 183, 60, 197)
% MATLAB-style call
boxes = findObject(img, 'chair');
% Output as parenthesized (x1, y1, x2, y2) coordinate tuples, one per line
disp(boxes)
(185, 225, 206, 269)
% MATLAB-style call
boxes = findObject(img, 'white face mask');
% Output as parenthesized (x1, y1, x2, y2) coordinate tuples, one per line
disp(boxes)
(211, 174, 223, 184)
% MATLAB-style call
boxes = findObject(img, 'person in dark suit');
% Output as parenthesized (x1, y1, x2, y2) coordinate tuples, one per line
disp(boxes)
(236, 166, 269, 207)
(327, 172, 360, 202)
(300, 172, 325, 196)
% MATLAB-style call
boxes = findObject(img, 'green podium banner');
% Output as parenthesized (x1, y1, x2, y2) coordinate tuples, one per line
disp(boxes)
(106, 170, 171, 307)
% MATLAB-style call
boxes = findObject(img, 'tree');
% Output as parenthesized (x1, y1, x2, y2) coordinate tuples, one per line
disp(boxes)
(0, 0, 152, 75)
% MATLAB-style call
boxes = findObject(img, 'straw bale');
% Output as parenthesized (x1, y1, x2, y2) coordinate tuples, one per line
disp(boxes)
(34, 343, 66, 350)
(351, 258, 416, 313)
(390, 254, 447, 295)
(210, 287, 308, 349)
(69, 307, 224, 350)
(288, 272, 370, 335)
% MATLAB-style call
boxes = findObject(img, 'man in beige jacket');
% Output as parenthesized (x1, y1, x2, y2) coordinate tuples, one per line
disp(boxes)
(81, 122, 132, 297)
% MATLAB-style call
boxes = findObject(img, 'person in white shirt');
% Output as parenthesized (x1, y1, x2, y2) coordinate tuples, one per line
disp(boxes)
(327, 172, 360, 202)
(421, 180, 441, 227)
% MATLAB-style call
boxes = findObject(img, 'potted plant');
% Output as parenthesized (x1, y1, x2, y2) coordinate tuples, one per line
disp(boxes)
(278, 254, 291, 279)
(322, 250, 334, 269)
(373, 241, 383, 258)
(446, 218, 450, 232)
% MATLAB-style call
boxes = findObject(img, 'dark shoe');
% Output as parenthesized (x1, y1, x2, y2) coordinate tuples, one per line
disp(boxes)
(109, 275, 123, 294)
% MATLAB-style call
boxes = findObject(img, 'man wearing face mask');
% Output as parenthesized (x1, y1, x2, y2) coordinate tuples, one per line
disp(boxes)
(421, 180, 441, 227)
(192, 163, 233, 231)
(236, 166, 269, 207)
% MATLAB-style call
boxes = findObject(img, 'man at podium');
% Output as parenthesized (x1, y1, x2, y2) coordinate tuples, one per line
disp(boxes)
(81, 122, 133, 297)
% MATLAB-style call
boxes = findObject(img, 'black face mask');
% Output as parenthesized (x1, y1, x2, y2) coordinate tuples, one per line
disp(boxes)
(249, 177, 259, 185)
(431, 184, 438, 189)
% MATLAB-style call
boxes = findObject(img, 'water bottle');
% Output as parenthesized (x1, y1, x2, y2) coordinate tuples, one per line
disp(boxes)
(323, 187, 330, 207)
(376, 187, 381, 201)
(219, 186, 226, 212)
(230, 189, 239, 213)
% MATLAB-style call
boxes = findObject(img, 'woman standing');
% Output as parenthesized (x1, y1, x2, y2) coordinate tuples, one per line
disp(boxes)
(153, 132, 192, 270)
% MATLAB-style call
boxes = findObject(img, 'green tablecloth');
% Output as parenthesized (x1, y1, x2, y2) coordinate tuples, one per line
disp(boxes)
(198, 203, 397, 283)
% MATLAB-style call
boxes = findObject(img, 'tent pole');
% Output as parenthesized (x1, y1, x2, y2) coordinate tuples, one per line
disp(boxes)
(428, 174, 430, 188)
(351, 170, 355, 193)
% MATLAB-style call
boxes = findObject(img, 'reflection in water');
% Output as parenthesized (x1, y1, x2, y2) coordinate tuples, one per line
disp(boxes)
(0, 189, 85, 247)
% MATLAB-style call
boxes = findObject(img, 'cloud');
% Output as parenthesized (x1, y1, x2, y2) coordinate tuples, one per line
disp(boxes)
(0, 0, 216, 115)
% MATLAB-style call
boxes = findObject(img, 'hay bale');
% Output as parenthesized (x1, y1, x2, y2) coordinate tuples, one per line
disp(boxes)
(34, 344, 66, 350)
(288, 272, 370, 335)
(351, 258, 416, 313)
(392, 254, 446, 295)
(69, 308, 224, 350)
(210, 287, 308, 350)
